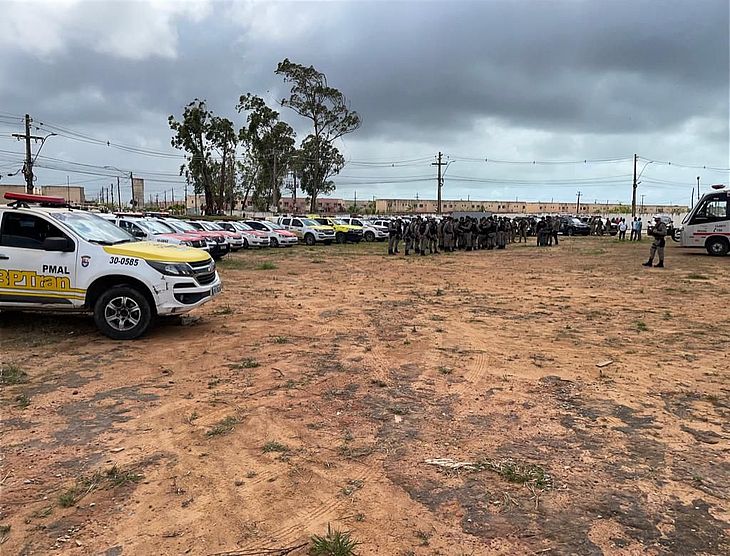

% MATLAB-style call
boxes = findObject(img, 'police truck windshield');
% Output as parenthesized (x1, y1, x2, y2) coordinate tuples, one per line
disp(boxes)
(51, 212, 133, 245)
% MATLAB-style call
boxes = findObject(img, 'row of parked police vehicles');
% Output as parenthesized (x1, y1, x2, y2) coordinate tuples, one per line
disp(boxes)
(0, 193, 393, 339)
(0, 188, 727, 339)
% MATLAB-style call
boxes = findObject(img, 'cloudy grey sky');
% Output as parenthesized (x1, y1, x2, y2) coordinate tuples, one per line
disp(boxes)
(1, 0, 728, 207)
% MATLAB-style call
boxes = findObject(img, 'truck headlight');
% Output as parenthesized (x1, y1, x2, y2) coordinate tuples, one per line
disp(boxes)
(147, 260, 194, 276)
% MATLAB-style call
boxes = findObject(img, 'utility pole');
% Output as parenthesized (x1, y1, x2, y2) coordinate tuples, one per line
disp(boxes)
(66, 176, 70, 202)
(631, 153, 638, 217)
(696, 176, 700, 201)
(110, 183, 115, 208)
(11, 114, 45, 193)
(117, 177, 122, 211)
(432, 152, 446, 214)
(576, 191, 582, 214)
(354, 189, 357, 212)
(130, 172, 135, 207)
(184, 177, 189, 216)
(640, 194, 645, 214)
(164, 190, 167, 208)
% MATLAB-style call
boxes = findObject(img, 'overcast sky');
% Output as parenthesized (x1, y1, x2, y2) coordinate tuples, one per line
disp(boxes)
(1, 0, 728, 207)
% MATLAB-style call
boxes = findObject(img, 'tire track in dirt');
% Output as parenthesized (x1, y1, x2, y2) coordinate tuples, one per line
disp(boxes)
(234, 461, 382, 549)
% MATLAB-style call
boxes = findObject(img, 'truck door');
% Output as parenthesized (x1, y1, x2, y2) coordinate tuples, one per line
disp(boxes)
(0, 211, 80, 307)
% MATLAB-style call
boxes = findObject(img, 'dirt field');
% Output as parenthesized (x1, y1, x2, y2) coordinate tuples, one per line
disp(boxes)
(1, 237, 728, 556)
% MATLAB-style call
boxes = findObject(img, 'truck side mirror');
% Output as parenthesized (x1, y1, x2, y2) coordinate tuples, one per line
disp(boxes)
(43, 237, 74, 252)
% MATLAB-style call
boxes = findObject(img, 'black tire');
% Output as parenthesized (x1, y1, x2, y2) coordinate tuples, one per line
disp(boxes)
(364, 231, 375, 242)
(706, 237, 729, 256)
(270, 237, 279, 248)
(672, 229, 681, 243)
(567, 228, 574, 236)
(335, 232, 346, 244)
(93, 285, 152, 340)
(304, 233, 316, 246)
(242, 238, 250, 250)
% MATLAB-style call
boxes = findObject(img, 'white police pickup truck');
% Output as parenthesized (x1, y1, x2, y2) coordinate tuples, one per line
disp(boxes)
(0, 193, 222, 339)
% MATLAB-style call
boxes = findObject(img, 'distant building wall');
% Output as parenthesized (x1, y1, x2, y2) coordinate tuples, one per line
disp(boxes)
(41, 186, 85, 204)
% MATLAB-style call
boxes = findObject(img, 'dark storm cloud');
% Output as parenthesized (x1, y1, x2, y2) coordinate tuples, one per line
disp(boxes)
(0, 0, 727, 202)
(271, 0, 729, 140)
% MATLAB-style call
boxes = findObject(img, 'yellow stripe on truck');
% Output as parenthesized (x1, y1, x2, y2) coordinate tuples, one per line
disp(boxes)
(0, 289, 85, 300)
(103, 242, 211, 263)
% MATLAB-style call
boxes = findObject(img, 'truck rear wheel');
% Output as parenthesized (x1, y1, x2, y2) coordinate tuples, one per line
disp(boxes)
(706, 237, 729, 256)
(94, 285, 153, 340)
(364, 231, 375, 242)
(335, 232, 346, 244)
(304, 233, 316, 246)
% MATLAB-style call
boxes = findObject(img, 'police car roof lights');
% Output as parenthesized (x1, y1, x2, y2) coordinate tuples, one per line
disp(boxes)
(710, 184, 725, 190)
(4, 192, 67, 207)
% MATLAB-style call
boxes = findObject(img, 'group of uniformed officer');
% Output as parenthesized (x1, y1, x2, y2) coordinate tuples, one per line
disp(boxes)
(388, 215, 524, 255)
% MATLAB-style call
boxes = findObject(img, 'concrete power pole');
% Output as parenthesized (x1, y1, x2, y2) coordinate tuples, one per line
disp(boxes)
(432, 152, 446, 214)
(576, 191, 582, 214)
(12, 114, 44, 193)
(631, 153, 638, 218)
(117, 177, 121, 211)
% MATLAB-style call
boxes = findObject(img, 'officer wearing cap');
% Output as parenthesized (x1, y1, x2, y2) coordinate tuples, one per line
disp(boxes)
(643, 216, 667, 268)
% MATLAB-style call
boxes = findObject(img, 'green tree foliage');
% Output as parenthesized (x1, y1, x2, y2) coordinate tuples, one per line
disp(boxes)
(275, 59, 361, 211)
(169, 99, 236, 214)
(237, 94, 296, 211)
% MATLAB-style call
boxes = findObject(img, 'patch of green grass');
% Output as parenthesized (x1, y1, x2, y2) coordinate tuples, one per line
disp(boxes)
(58, 490, 78, 508)
(255, 261, 278, 270)
(213, 305, 234, 315)
(232, 358, 260, 369)
(273, 336, 289, 344)
(309, 524, 360, 556)
(636, 321, 649, 332)
(262, 441, 289, 453)
(686, 273, 710, 280)
(104, 465, 142, 487)
(477, 459, 553, 489)
(415, 530, 431, 546)
(370, 378, 387, 387)
(0, 364, 28, 386)
(437, 366, 452, 375)
(435, 288, 444, 296)
(57, 464, 142, 508)
(206, 415, 240, 437)
(15, 393, 30, 408)
(338, 444, 373, 459)
(32, 506, 53, 519)
(340, 478, 364, 496)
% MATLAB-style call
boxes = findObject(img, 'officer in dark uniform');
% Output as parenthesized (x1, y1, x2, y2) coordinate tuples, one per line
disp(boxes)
(643, 216, 667, 267)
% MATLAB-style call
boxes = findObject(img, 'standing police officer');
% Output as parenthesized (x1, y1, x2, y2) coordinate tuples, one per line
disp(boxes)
(643, 216, 667, 268)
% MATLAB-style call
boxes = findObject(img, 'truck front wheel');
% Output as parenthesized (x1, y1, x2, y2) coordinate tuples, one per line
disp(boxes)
(706, 237, 729, 256)
(94, 286, 153, 340)
(304, 233, 316, 246)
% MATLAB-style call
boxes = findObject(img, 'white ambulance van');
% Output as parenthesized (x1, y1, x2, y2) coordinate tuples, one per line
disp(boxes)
(678, 184, 730, 256)
(0, 193, 222, 339)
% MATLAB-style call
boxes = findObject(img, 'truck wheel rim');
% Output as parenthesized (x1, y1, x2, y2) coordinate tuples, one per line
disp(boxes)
(711, 242, 723, 254)
(105, 296, 141, 331)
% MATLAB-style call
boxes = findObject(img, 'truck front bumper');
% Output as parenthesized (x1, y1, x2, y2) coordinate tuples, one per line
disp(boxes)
(155, 273, 223, 315)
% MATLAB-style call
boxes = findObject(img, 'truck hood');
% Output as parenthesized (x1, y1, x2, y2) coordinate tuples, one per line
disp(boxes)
(103, 241, 210, 263)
